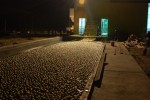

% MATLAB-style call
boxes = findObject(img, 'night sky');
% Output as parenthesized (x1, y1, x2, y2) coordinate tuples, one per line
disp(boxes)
(0, 0, 74, 31)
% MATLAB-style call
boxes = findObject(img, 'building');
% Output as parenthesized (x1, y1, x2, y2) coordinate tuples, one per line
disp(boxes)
(70, 0, 148, 40)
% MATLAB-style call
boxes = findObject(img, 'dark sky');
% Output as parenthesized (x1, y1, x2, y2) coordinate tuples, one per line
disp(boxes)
(0, 0, 74, 31)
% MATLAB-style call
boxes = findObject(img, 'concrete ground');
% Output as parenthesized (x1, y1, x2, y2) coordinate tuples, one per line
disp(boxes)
(1, 38, 150, 100)
(0, 37, 61, 58)
(128, 47, 150, 77)
(91, 42, 150, 100)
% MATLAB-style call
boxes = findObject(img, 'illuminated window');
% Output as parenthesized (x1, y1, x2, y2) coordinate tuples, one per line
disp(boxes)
(101, 18, 108, 36)
(79, 18, 86, 35)
(79, 0, 85, 5)
(147, 3, 150, 32)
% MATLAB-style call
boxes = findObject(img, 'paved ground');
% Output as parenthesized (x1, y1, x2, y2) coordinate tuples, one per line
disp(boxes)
(0, 41, 104, 100)
(0, 37, 61, 58)
(1, 39, 150, 100)
(0, 37, 50, 47)
(127, 47, 150, 77)
(91, 42, 150, 100)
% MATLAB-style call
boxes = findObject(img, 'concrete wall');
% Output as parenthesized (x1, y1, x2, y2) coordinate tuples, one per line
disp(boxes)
(74, 0, 148, 38)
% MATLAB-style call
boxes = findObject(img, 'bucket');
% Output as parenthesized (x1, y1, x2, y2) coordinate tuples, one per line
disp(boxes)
(111, 41, 115, 46)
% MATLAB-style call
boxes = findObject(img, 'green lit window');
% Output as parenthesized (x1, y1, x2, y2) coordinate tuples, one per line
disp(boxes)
(101, 18, 108, 36)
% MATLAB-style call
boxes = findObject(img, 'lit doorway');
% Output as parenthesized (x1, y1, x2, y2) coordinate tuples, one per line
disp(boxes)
(79, 18, 86, 35)
(147, 3, 150, 32)
(101, 18, 108, 36)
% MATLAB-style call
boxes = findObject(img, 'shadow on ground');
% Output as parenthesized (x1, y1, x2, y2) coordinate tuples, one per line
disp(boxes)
(127, 47, 150, 78)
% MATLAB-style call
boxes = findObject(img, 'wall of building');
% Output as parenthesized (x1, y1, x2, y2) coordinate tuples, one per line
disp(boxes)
(74, 0, 148, 39)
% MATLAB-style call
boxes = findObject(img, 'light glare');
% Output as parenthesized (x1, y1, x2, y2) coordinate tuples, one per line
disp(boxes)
(79, 0, 85, 5)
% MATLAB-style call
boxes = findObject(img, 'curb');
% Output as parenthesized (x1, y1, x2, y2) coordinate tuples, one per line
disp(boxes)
(80, 44, 106, 100)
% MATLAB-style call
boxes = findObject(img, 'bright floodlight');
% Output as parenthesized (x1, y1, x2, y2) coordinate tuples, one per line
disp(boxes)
(79, 0, 85, 5)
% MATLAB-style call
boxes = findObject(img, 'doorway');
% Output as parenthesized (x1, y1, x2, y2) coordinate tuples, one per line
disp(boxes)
(101, 18, 108, 36)
(79, 18, 86, 35)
